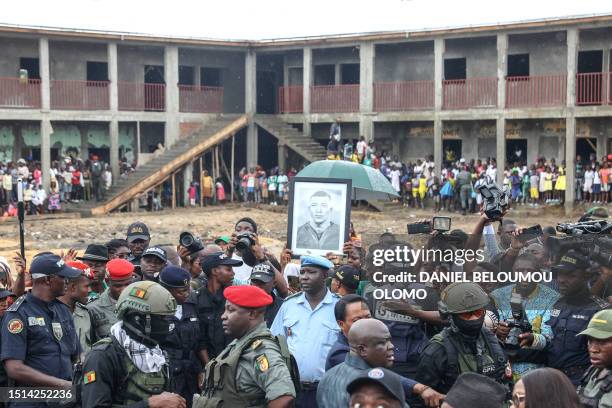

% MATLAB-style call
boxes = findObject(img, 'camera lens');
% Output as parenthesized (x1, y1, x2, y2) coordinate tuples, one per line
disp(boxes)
(181, 234, 194, 247)
(236, 237, 251, 251)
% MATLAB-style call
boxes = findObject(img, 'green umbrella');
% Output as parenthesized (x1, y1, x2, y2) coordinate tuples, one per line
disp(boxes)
(296, 160, 399, 200)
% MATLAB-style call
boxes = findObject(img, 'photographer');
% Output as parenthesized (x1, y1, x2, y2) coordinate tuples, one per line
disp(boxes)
(518, 251, 609, 385)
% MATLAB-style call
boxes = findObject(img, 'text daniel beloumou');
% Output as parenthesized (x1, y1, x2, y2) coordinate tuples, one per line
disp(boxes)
(370, 246, 553, 300)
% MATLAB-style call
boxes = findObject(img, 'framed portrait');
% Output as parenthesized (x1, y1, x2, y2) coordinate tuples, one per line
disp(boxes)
(287, 177, 352, 257)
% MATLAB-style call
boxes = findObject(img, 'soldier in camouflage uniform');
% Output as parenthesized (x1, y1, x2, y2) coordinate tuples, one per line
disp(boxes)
(194, 285, 297, 408)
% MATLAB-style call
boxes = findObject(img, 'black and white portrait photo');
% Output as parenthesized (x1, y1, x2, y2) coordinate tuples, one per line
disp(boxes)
(288, 178, 351, 257)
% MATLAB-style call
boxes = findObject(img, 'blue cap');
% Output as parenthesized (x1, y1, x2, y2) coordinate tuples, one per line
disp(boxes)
(201, 252, 243, 272)
(300, 255, 334, 270)
(159, 266, 191, 288)
(142, 246, 168, 263)
(30, 254, 81, 279)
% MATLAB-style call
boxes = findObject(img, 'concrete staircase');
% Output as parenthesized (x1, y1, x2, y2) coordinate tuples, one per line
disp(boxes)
(254, 115, 327, 163)
(65, 115, 248, 215)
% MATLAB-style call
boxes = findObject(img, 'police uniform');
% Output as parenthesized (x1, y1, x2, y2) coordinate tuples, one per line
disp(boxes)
(65, 261, 96, 355)
(0, 255, 81, 408)
(126, 222, 151, 268)
(0, 290, 15, 388)
(195, 285, 296, 408)
(577, 310, 612, 408)
(158, 266, 204, 407)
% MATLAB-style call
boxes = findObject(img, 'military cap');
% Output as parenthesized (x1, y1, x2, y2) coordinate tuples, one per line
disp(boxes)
(106, 258, 135, 280)
(300, 255, 334, 270)
(445, 372, 506, 408)
(250, 263, 275, 283)
(76, 244, 109, 262)
(126, 221, 150, 243)
(201, 252, 243, 272)
(224, 285, 272, 308)
(333, 265, 360, 291)
(346, 368, 405, 405)
(159, 266, 191, 288)
(142, 246, 168, 263)
(551, 250, 590, 274)
(578, 310, 612, 340)
(30, 254, 81, 280)
(66, 261, 94, 280)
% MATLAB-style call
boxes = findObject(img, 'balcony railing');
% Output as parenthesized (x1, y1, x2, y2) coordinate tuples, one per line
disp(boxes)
(442, 77, 497, 109)
(374, 81, 434, 111)
(0, 77, 41, 109)
(505, 74, 567, 108)
(311, 84, 359, 113)
(179, 85, 223, 113)
(277, 86, 303, 113)
(576, 72, 611, 106)
(118, 82, 165, 111)
(50, 80, 109, 110)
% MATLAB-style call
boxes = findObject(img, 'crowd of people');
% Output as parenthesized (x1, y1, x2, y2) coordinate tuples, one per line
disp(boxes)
(0, 199, 609, 407)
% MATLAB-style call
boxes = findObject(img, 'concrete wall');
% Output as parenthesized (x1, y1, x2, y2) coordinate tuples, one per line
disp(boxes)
(508, 31, 567, 75)
(444, 36, 497, 78)
(0, 37, 39, 77)
(375, 41, 434, 82)
(119, 122, 137, 163)
(579, 27, 612, 53)
(179, 49, 245, 112)
(49, 41, 107, 80)
(117, 45, 164, 83)
(442, 120, 496, 160)
(374, 122, 434, 161)
(312, 47, 360, 65)
(285, 50, 303, 68)
(311, 122, 359, 141)
(0, 122, 41, 163)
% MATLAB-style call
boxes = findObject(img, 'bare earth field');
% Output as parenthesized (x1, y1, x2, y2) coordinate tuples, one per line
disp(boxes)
(0, 202, 601, 272)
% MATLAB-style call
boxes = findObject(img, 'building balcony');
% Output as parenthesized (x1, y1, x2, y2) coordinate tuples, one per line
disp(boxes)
(505, 74, 567, 108)
(277, 86, 303, 114)
(50, 80, 109, 110)
(118, 82, 165, 111)
(311, 84, 359, 113)
(374, 81, 435, 111)
(442, 77, 498, 109)
(576, 72, 612, 106)
(178, 85, 223, 113)
(0, 77, 41, 109)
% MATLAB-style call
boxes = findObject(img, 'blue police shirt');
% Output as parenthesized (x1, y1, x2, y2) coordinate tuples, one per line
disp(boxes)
(271, 289, 340, 382)
(1, 294, 80, 387)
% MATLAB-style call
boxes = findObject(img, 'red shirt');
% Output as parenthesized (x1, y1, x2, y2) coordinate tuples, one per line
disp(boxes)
(71, 171, 81, 185)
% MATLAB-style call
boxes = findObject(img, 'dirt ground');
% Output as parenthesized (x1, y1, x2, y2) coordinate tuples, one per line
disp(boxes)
(0, 202, 600, 272)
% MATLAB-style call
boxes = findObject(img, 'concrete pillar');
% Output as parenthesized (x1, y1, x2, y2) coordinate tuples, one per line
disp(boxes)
(41, 118, 51, 191)
(558, 136, 566, 164)
(39, 38, 50, 111)
(164, 46, 180, 147)
(359, 118, 374, 143)
(303, 47, 312, 137)
(497, 33, 508, 109)
(194, 66, 201, 87)
(496, 117, 506, 186)
(80, 125, 89, 161)
(109, 120, 119, 180)
(598, 132, 607, 161)
(283, 55, 290, 88)
(245, 49, 257, 168)
(527, 135, 540, 166)
(434, 39, 445, 111)
(278, 144, 287, 173)
(108, 43, 118, 112)
(334, 64, 341, 85)
(434, 118, 443, 176)
(565, 116, 576, 212)
(359, 42, 375, 142)
(183, 161, 193, 206)
(567, 28, 579, 108)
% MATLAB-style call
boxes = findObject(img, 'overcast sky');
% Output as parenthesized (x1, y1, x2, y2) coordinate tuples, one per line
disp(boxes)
(2, 0, 612, 40)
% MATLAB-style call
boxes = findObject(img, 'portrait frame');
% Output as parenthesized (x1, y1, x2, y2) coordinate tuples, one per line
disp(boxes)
(287, 177, 352, 258)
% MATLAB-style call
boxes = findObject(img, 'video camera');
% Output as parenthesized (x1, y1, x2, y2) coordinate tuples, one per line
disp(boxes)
(179, 231, 204, 255)
(547, 220, 612, 266)
(476, 180, 509, 220)
(236, 232, 256, 251)
(407, 216, 451, 235)
(504, 293, 532, 356)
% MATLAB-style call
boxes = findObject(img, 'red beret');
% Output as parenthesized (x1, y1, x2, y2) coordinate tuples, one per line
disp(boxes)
(106, 258, 134, 280)
(224, 285, 272, 308)
(66, 261, 93, 280)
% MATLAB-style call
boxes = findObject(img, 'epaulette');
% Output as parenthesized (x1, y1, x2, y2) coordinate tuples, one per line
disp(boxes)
(284, 291, 303, 301)
(590, 295, 610, 309)
(7, 295, 26, 312)
(91, 337, 113, 351)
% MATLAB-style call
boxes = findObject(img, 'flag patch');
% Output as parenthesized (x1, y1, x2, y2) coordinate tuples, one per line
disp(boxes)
(130, 288, 147, 299)
(83, 371, 96, 384)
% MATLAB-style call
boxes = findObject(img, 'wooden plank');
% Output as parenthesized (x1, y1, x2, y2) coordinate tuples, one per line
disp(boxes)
(91, 115, 248, 215)
(171, 173, 176, 209)
(199, 156, 203, 207)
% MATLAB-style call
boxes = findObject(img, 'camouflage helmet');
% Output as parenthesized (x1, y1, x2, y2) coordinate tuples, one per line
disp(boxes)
(438, 282, 489, 314)
(116, 280, 176, 319)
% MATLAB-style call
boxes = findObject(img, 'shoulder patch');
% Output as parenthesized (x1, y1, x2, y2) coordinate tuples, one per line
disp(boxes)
(7, 319, 23, 334)
(251, 339, 263, 350)
(7, 295, 26, 312)
(255, 354, 269, 372)
(83, 371, 96, 384)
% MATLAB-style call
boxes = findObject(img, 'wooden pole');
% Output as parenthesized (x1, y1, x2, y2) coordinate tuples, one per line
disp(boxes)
(199, 155, 203, 207)
(171, 173, 176, 209)
(136, 121, 141, 167)
(231, 134, 235, 202)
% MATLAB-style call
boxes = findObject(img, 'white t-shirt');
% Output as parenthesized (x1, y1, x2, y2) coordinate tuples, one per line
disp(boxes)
(232, 253, 253, 282)
(486, 166, 497, 182)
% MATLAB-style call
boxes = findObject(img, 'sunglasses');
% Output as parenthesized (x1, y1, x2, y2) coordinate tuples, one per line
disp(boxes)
(458, 308, 486, 320)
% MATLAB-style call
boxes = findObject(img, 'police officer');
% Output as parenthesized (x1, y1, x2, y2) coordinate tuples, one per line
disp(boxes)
(577, 309, 612, 407)
(0, 289, 15, 388)
(141, 247, 168, 281)
(519, 250, 609, 385)
(58, 261, 94, 355)
(89, 258, 135, 340)
(415, 282, 509, 394)
(81, 280, 186, 408)
(158, 266, 206, 407)
(0, 254, 81, 406)
(126, 221, 151, 268)
(250, 263, 284, 327)
(194, 285, 296, 408)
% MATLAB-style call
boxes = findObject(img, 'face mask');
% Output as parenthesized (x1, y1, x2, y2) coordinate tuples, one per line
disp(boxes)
(148, 315, 175, 343)
(452, 314, 484, 338)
